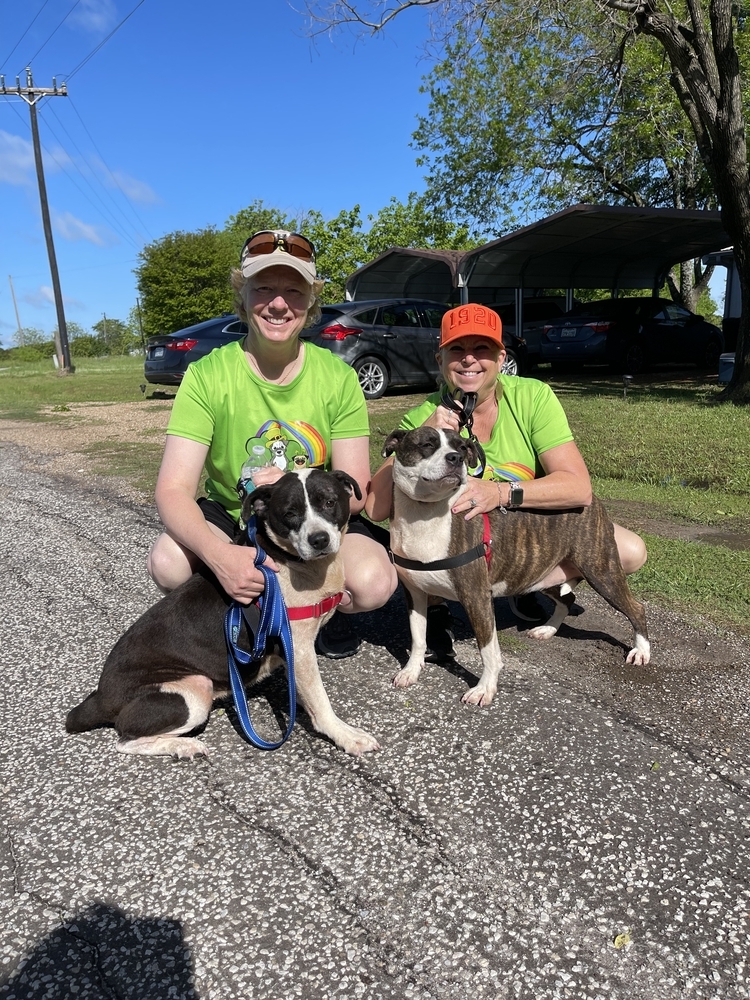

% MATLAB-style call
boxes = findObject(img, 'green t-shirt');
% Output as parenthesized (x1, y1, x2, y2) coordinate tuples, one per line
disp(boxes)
(168, 340, 369, 520)
(400, 375, 574, 483)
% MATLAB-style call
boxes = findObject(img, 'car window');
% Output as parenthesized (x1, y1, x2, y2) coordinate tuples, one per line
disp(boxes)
(664, 303, 691, 321)
(380, 306, 421, 327)
(351, 307, 378, 325)
(422, 306, 449, 328)
(524, 302, 563, 321)
(222, 320, 247, 334)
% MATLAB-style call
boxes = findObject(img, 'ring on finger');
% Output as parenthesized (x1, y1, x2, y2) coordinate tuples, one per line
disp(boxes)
(469, 497, 478, 508)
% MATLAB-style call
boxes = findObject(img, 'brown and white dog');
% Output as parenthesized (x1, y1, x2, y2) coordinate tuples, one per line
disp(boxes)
(384, 426, 650, 706)
(66, 469, 380, 758)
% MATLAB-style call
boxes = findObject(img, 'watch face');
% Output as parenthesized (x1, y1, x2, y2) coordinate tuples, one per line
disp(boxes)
(510, 486, 524, 506)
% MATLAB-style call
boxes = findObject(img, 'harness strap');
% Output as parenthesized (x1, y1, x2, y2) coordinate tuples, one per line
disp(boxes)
(392, 513, 492, 572)
(286, 591, 344, 620)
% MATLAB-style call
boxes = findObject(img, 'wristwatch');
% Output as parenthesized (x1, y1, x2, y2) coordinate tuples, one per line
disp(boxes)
(508, 485, 524, 508)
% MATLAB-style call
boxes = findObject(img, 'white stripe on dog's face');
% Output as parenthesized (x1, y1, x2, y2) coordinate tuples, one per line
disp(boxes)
(392, 427, 469, 502)
(261, 469, 347, 560)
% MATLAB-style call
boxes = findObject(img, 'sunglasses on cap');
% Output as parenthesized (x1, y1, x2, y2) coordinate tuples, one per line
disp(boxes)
(241, 230, 316, 264)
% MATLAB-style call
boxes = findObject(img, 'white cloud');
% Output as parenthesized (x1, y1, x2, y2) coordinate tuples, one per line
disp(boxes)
(51, 210, 114, 247)
(22, 285, 84, 309)
(0, 131, 35, 185)
(109, 170, 159, 204)
(0, 130, 72, 185)
(69, 0, 118, 33)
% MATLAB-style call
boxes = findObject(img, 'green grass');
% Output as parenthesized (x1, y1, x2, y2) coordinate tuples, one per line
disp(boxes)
(0, 355, 152, 418)
(2, 361, 749, 635)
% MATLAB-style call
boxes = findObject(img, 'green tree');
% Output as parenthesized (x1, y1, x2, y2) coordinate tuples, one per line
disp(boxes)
(135, 227, 236, 337)
(364, 192, 480, 258)
(12, 326, 46, 347)
(91, 316, 132, 354)
(414, 5, 718, 308)
(305, 0, 750, 401)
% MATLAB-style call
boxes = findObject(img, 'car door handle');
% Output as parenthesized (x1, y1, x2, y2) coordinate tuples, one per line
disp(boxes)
(383, 333, 396, 338)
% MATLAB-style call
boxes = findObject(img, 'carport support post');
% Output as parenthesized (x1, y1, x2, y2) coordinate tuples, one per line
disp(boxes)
(0, 68, 73, 373)
(514, 286, 524, 341)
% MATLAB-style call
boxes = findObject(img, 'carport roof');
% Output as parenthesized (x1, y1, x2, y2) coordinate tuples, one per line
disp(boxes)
(345, 247, 463, 302)
(344, 204, 731, 301)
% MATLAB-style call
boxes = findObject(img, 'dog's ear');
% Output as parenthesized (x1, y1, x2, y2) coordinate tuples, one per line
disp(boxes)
(382, 428, 408, 458)
(463, 439, 479, 469)
(249, 485, 275, 518)
(329, 470, 362, 501)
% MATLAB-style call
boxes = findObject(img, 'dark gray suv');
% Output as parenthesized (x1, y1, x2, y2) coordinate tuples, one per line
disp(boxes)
(301, 299, 450, 399)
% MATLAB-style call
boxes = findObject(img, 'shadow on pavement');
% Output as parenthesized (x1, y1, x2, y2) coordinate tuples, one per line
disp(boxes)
(0, 903, 197, 999)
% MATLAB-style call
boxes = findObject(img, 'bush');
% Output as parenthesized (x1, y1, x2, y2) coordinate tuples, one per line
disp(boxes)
(70, 335, 108, 358)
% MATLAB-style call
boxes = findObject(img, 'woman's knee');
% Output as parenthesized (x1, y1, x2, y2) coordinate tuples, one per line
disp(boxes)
(343, 545, 398, 612)
(614, 524, 647, 575)
(146, 532, 195, 593)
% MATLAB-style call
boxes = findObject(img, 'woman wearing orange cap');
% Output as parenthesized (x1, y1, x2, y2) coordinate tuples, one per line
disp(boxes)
(147, 229, 397, 658)
(366, 303, 646, 659)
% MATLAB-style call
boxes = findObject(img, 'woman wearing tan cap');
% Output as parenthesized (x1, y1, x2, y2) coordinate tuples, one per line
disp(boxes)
(366, 302, 646, 659)
(147, 229, 397, 658)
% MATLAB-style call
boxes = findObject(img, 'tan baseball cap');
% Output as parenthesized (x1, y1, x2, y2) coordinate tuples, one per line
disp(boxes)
(240, 230, 317, 286)
(440, 304, 503, 347)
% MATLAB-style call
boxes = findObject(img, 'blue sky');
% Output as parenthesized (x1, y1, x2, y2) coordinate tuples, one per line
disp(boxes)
(0, 0, 436, 345)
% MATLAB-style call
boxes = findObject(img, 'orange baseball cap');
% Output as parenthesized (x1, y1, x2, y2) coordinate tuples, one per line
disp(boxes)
(440, 304, 503, 348)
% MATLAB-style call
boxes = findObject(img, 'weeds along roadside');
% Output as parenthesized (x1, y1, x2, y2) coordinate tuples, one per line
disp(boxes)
(1, 356, 748, 635)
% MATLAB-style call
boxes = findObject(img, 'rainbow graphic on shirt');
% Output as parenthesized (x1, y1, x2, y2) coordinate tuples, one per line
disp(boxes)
(488, 461, 536, 483)
(255, 419, 328, 468)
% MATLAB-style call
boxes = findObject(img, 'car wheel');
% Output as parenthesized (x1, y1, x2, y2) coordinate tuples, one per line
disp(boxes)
(697, 336, 722, 370)
(621, 341, 648, 375)
(501, 348, 521, 377)
(354, 356, 389, 399)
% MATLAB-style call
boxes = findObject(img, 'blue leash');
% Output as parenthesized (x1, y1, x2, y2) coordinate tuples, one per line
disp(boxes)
(223, 518, 297, 750)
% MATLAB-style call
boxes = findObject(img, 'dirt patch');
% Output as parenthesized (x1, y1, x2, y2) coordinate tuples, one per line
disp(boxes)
(0, 400, 173, 503)
(604, 498, 750, 551)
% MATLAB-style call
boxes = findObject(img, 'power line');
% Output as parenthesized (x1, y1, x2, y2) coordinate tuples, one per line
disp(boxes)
(0, 0, 54, 74)
(44, 99, 151, 245)
(38, 104, 144, 249)
(65, 0, 148, 81)
(67, 96, 153, 240)
(21, 0, 83, 73)
(6, 98, 141, 251)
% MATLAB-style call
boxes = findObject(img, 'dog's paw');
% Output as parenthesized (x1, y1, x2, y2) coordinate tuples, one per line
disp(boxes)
(392, 664, 423, 688)
(626, 634, 651, 666)
(526, 625, 558, 641)
(461, 685, 496, 708)
(117, 735, 210, 760)
(330, 723, 381, 756)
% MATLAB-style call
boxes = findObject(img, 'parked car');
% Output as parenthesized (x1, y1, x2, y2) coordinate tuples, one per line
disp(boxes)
(489, 298, 567, 370)
(144, 315, 247, 385)
(302, 299, 525, 398)
(540, 297, 724, 375)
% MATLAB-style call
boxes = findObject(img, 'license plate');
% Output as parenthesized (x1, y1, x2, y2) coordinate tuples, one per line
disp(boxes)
(561, 329, 578, 338)
(152, 347, 165, 358)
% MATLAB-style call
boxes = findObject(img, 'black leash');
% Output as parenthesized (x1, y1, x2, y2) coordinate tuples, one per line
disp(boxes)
(439, 386, 486, 478)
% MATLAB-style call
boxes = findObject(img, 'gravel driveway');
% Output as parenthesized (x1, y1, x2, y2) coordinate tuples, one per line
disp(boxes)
(1, 405, 749, 1000)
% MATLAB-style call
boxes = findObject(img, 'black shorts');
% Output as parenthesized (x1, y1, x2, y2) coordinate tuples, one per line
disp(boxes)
(197, 497, 390, 550)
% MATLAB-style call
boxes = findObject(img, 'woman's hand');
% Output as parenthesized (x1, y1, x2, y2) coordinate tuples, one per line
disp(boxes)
(451, 479, 503, 520)
(423, 403, 462, 433)
(249, 465, 285, 488)
(211, 542, 279, 604)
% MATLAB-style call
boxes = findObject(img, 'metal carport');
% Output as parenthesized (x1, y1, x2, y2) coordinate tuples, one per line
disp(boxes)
(344, 204, 731, 308)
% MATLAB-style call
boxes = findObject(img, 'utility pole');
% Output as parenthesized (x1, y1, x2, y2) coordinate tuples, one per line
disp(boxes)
(0, 67, 73, 373)
(8, 275, 24, 345)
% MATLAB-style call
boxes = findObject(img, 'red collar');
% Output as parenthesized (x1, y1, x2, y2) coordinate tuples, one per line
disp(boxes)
(286, 591, 344, 621)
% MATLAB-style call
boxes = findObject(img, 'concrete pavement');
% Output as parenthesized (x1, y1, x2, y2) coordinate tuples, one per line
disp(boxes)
(1, 440, 749, 999)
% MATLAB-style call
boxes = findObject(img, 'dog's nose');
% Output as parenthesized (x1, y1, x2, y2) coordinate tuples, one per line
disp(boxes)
(445, 451, 463, 467)
(308, 531, 331, 551)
